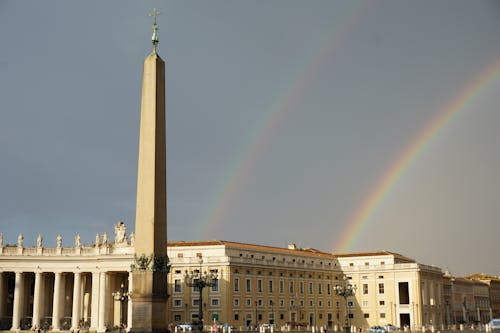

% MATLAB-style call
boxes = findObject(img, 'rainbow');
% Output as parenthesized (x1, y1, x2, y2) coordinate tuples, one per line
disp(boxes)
(199, 3, 372, 239)
(334, 56, 500, 253)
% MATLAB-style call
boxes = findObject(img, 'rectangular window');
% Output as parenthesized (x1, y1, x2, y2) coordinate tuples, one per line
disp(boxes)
(173, 299, 182, 307)
(234, 299, 240, 307)
(347, 301, 353, 307)
(364, 314, 370, 319)
(318, 283, 323, 295)
(300, 281, 304, 294)
(269, 280, 274, 293)
(289, 281, 294, 293)
(234, 314, 239, 321)
(246, 299, 251, 307)
(193, 299, 200, 306)
(174, 314, 181, 321)
(280, 299, 285, 307)
(362, 301, 368, 307)
(234, 278, 240, 292)
(378, 283, 385, 294)
(279, 280, 284, 293)
(309, 282, 313, 294)
(363, 284, 368, 295)
(348, 313, 354, 319)
(246, 279, 251, 292)
(380, 313, 386, 319)
(211, 279, 219, 292)
(174, 279, 182, 293)
(193, 279, 200, 292)
(211, 298, 220, 306)
(379, 300, 385, 306)
(399, 282, 410, 304)
(327, 283, 331, 295)
(258, 279, 263, 293)
(258, 299, 263, 306)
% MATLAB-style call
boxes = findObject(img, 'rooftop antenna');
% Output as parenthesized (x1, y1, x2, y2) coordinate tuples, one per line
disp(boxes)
(149, 8, 161, 52)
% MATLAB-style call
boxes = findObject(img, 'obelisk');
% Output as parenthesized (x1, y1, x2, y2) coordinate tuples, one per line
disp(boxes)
(131, 9, 169, 333)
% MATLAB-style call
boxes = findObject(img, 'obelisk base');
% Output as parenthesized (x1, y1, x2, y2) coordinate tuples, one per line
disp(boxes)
(130, 271, 168, 333)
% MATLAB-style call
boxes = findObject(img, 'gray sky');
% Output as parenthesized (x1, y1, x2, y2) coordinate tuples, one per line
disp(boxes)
(1, 1, 499, 276)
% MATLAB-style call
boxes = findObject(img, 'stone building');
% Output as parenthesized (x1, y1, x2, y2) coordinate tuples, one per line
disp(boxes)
(166, 242, 445, 331)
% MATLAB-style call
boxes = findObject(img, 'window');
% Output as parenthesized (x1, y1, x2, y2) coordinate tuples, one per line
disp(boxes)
(280, 299, 285, 307)
(173, 299, 182, 307)
(193, 299, 200, 306)
(365, 262, 369, 266)
(174, 314, 181, 321)
(211, 298, 220, 306)
(174, 279, 182, 293)
(399, 282, 410, 304)
(318, 283, 323, 294)
(211, 279, 219, 292)
(234, 299, 240, 307)
(348, 313, 354, 319)
(309, 282, 313, 294)
(300, 281, 304, 294)
(364, 314, 370, 319)
(347, 301, 353, 307)
(246, 299, 251, 307)
(269, 280, 274, 293)
(327, 301, 331, 307)
(363, 284, 368, 295)
(362, 301, 368, 307)
(193, 279, 200, 292)
(379, 300, 385, 306)
(289, 281, 294, 293)
(234, 278, 240, 292)
(319, 300, 323, 307)
(310, 300, 314, 307)
(327, 283, 331, 295)
(380, 313, 386, 319)
(246, 279, 251, 292)
(379, 275, 384, 279)
(234, 314, 239, 321)
(279, 280, 284, 293)
(378, 283, 385, 294)
(258, 279, 263, 293)
(258, 299, 263, 306)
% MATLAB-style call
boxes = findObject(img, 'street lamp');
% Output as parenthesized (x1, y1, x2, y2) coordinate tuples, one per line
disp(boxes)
(184, 258, 218, 333)
(112, 282, 129, 330)
(334, 276, 356, 333)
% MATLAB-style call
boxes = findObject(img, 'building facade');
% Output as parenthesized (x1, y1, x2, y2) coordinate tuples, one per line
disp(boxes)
(167, 242, 446, 331)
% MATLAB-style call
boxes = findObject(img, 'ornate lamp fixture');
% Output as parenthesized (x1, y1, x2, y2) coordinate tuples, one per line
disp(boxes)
(334, 276, 357, 333)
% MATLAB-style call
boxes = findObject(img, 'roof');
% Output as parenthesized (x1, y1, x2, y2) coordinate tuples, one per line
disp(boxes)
(334, 251, 415, 263)
(168, 240, 336, 259)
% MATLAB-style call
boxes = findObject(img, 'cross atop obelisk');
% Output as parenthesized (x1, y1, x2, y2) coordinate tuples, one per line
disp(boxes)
(130, 10, 169, 332)
(149, 8, 160, 51)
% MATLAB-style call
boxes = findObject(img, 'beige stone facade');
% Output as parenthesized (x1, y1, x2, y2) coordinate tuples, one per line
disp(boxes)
(166, 242, 446, 331)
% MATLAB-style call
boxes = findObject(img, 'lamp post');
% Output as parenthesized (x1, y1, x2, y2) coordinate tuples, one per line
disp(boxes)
(112, 282, 129, 330)
(184, 259, 218, 333)
(334, 276, 356, 333)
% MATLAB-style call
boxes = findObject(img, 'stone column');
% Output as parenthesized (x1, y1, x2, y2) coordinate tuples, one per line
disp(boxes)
(98, 272, 107, 332)
(11, 271, 24, 330)
(127, 273, 133, 332)
(32, 272, 42, 329)
(90, 272, 100, 331)
(52, 272, 62, 331)
(71, 272, 82, 330)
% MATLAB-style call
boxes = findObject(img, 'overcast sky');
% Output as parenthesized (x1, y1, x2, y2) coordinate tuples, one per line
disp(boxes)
(1, 1, 500, 276)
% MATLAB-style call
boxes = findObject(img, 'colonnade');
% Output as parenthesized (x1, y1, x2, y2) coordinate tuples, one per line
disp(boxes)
(0, 270, 130, 332)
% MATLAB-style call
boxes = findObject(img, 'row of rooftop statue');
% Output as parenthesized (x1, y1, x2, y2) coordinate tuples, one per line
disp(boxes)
(0, 221, 133, 249)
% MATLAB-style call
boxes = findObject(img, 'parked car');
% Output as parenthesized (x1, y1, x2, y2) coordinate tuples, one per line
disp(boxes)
(488, 319, 500, 331)
(385, 324, 399, 331)
(370, 326, 388, 333)
(177, 323, 195, 331)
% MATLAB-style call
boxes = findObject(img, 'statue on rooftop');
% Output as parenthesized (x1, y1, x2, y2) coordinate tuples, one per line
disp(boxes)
(95, 233, 100, 247)
(114, 221, 127, 246)
(75, 234, 81, 248)
(56, 234, 62, 248)
(17, 234, 24, 248)
(37, 234, 43, 248)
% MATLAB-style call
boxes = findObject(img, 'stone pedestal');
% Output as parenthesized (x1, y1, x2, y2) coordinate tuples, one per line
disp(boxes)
(130, 271, 168, 333)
